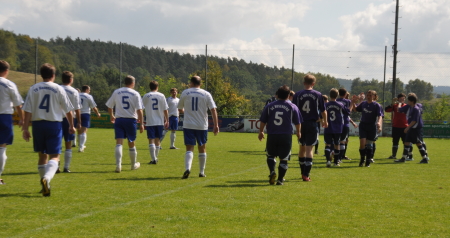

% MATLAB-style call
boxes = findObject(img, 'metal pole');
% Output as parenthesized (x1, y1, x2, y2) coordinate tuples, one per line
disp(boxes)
(35, 38, 38, 84)
(291, 44, 295, 90)
(120, 42, 122, 87)
(383, 46, 387, 106)
(205, 45, 208, 91)
(392, 0, 399, 98)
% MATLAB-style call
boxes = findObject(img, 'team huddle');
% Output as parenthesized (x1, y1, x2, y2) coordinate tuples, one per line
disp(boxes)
(0, 61, 219, 196)
(258, 74, 430, 185)
(0, 60, 431, 194)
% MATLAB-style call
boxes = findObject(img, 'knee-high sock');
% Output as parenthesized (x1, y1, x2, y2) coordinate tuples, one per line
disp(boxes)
(79, 133, 87, 148)
(339, 143, 346, 159)
(392, 145, 399, 157)
(44, 160, 59, 182)
(156, 145, 161, 157)
(324, 145, 332, 162)
(417, 144, 428, 159)
(64, 149, 72, 169)
(149, 144, 157, 162)
(278, 160, 288, 181)
(72, 135, 77, 146)
(365, 144, 373, 161)
(402, 144, 411, 159)
(199, 153, 206, 174)
(333, 149, 340, 164)
(115, 144, 123, 166)
(129, 147, 137, 166)
(170, 131, 176, 147)
(304, 158, 313, 177)
(160, 130, 167, 143)
(0, 147, 7, 177)
(38, 164, 46, 178)
(185, 151, 193, 171)
(408, 146, 414, 159)
(299, 157, 306, 175)
(267, 157, 276, 173)
(359, 149, 366, 164)
(315, 141, 319, 153)
(372, 143, 376, 157)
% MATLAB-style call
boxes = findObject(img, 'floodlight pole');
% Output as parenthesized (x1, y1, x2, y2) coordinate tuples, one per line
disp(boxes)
(35, 38, 38, 84)
(291, 44, 295, 90)
(120, 42, 122, 87)
(205, 45, 208, 91)
(383, 46, 387, 106)
(392, 0, 400, 98)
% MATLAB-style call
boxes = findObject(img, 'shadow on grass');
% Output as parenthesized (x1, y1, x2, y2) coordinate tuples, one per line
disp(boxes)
(4, 172, 37, 176)
(228, 151, 267, 156)
(107, 177, 180, 181)
(0, 193, 40, 198)
(204, 179, 268, 188)
(66, 171, 112, 174)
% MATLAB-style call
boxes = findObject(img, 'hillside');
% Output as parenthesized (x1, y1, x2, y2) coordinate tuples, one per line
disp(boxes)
(8, 70, 40, 95)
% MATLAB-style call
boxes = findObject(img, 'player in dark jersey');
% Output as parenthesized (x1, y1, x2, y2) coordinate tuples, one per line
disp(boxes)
(325, 89, 352, 167)
(336, 88, 353, 162)
(292, 75, 327, 181)
(259, 85, 302, 185)
(385, 93, 409, 159)
(395, 94, 429, 163)
(351, 90, 382, 167)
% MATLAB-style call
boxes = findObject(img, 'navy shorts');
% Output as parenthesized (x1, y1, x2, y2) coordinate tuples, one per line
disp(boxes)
(32, 121, 62, 154)
(80, 113, 91, 128)
(324, 133, 341, 146)
(0, 114, 13, 145)
(146, 125, 164, 139)
(299, 121, 318, 146)
(340, 126, 349, 141)
(266, 134, 292, 160)
(62, 117, 75, 142)
(183, 128, 208, 146)
(406, 127, 423, 144)
(114, 118, 137, 142)
(359, 122, 377, 141)
(168, 116, 178, 130)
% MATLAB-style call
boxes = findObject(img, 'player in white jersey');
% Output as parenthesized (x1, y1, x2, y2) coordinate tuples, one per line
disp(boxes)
(106, 75, 144, 173)
(22, 63, 75, 197)
(142, 81, 169, 164)
(59, 71, 82, 173)
(177, 76, 219, 179)
(165, 88, 180, 149)
(0, 60, 24, 185)
(78, 85, 101, 152)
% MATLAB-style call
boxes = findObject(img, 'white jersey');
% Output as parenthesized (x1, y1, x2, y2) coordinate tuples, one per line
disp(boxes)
(79, 92, 97, 114)
(178, 87, 216, 130)
(60, 85, 81, 118)
(167, 97, 180, 117)
(105, 87, 143, 119)
(143, 91, 168, 126)
(0, 77, 23, 114)
(23, 82, 74, 122)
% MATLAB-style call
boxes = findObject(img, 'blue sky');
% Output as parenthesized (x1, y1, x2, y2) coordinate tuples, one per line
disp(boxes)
(1, 0, 449, 85)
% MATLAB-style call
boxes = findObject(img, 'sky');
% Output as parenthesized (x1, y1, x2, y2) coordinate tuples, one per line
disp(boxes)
(1, 0, 450, 86)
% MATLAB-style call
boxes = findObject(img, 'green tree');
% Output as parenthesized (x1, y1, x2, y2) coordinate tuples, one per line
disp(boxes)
(0, 30, 18, 69)
(423, 94, 450, 123)
(405, 79, 434, 101)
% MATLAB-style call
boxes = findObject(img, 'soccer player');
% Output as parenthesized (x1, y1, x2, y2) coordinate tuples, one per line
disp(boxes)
(336, 88, 353, 161)
(351, 90, 382, 167)
(258, 85, 302, 185)
(292, 74, 327, 181)
(177, 76, 219, 179)
(78, 85, 101, 153)
(106, 75, 144, 173)
(385, 93, 409, 160)
(142, 81, 169, 164)
(59, 71, 82, 173)
(395, 94, 429, 163)
(166, 88, 180, 149)
(22, 63, 75, 197)
(325, 88, 351, 167)
(0, 60, 24, 185)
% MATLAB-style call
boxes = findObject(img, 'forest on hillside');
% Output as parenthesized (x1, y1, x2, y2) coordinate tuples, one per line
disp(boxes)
(1, 29, 448, 121)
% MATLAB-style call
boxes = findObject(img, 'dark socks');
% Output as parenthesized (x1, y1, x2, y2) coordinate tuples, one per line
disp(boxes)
(278, 161, 288, 181)
(266, 158, 276, 173)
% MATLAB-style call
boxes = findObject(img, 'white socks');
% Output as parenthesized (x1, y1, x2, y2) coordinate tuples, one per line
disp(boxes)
(170, 132, 176, 147)
(64, 149, 72, 169)
(185, 151, 193, 171)
(129, 147, 137, 166)
(115, 144, 123, 166)
(79, 133, 87, 148)
(0, 147, 6, 176)
(155, 145, 161, 157)
(199, 153, 206, 174)
(149, 144, 157, 162)
(44, 160, 59, 181)
(38, 164, 46, 178)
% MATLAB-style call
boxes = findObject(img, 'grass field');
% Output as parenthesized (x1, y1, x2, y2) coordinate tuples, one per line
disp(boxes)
(1, 127, 449, 237)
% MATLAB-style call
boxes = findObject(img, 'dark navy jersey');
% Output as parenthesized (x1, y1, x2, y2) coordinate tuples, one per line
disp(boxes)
(260, 100, 302, 134)
(355, 101, 382, 124)
(336, 98, 351, 126)
(399, 105, 423, 129)
(292, 89, 325, 122)
(324, 101, 349, 134)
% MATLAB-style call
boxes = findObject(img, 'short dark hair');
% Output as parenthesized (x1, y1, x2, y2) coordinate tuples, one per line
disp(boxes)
(330, 88, 339, 99)
(407, 95, 417, 104)
(124, 75, 135, 86)
(170, 88, 178, 93)
(190, 76, 201, 86)
(149, 80, 158, 91)
(397, 93, 406, 99)
(322, 95, 328, 102)
(303, 74, 316, 85)
(40, 63, 56, 80)
(276, 85, 290, 100)
(0, 60, 10, 73)
(338, 88, 347, 97)
(81, 85, 90, 92)
(61, 71, 73, 84)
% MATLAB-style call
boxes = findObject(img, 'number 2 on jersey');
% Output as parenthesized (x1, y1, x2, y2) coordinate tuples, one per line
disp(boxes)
(191, 97, 198, 111)
(39, 94, 50, 113)
(152, 98, 158, 110)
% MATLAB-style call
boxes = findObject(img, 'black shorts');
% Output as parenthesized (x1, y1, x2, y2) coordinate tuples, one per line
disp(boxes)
(325, 133, 341, 146)
(406, 128, 423, 144)
(340, 126, 349, 141)
(266, 134, 292, 160)
(392, 127, 406, 144)
(300, 121, 319, 146)
(359, 122, 377, 141)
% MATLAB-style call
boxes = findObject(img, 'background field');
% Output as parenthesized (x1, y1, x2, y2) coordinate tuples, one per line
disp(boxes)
(1, 127, 449, 237)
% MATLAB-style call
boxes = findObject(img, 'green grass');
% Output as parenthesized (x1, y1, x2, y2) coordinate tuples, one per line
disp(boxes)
(7, 70, 39, 96)
(1, 127, 449, 237)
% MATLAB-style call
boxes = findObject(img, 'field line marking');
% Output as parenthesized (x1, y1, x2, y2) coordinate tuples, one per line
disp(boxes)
(11, 165, 265, 237)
